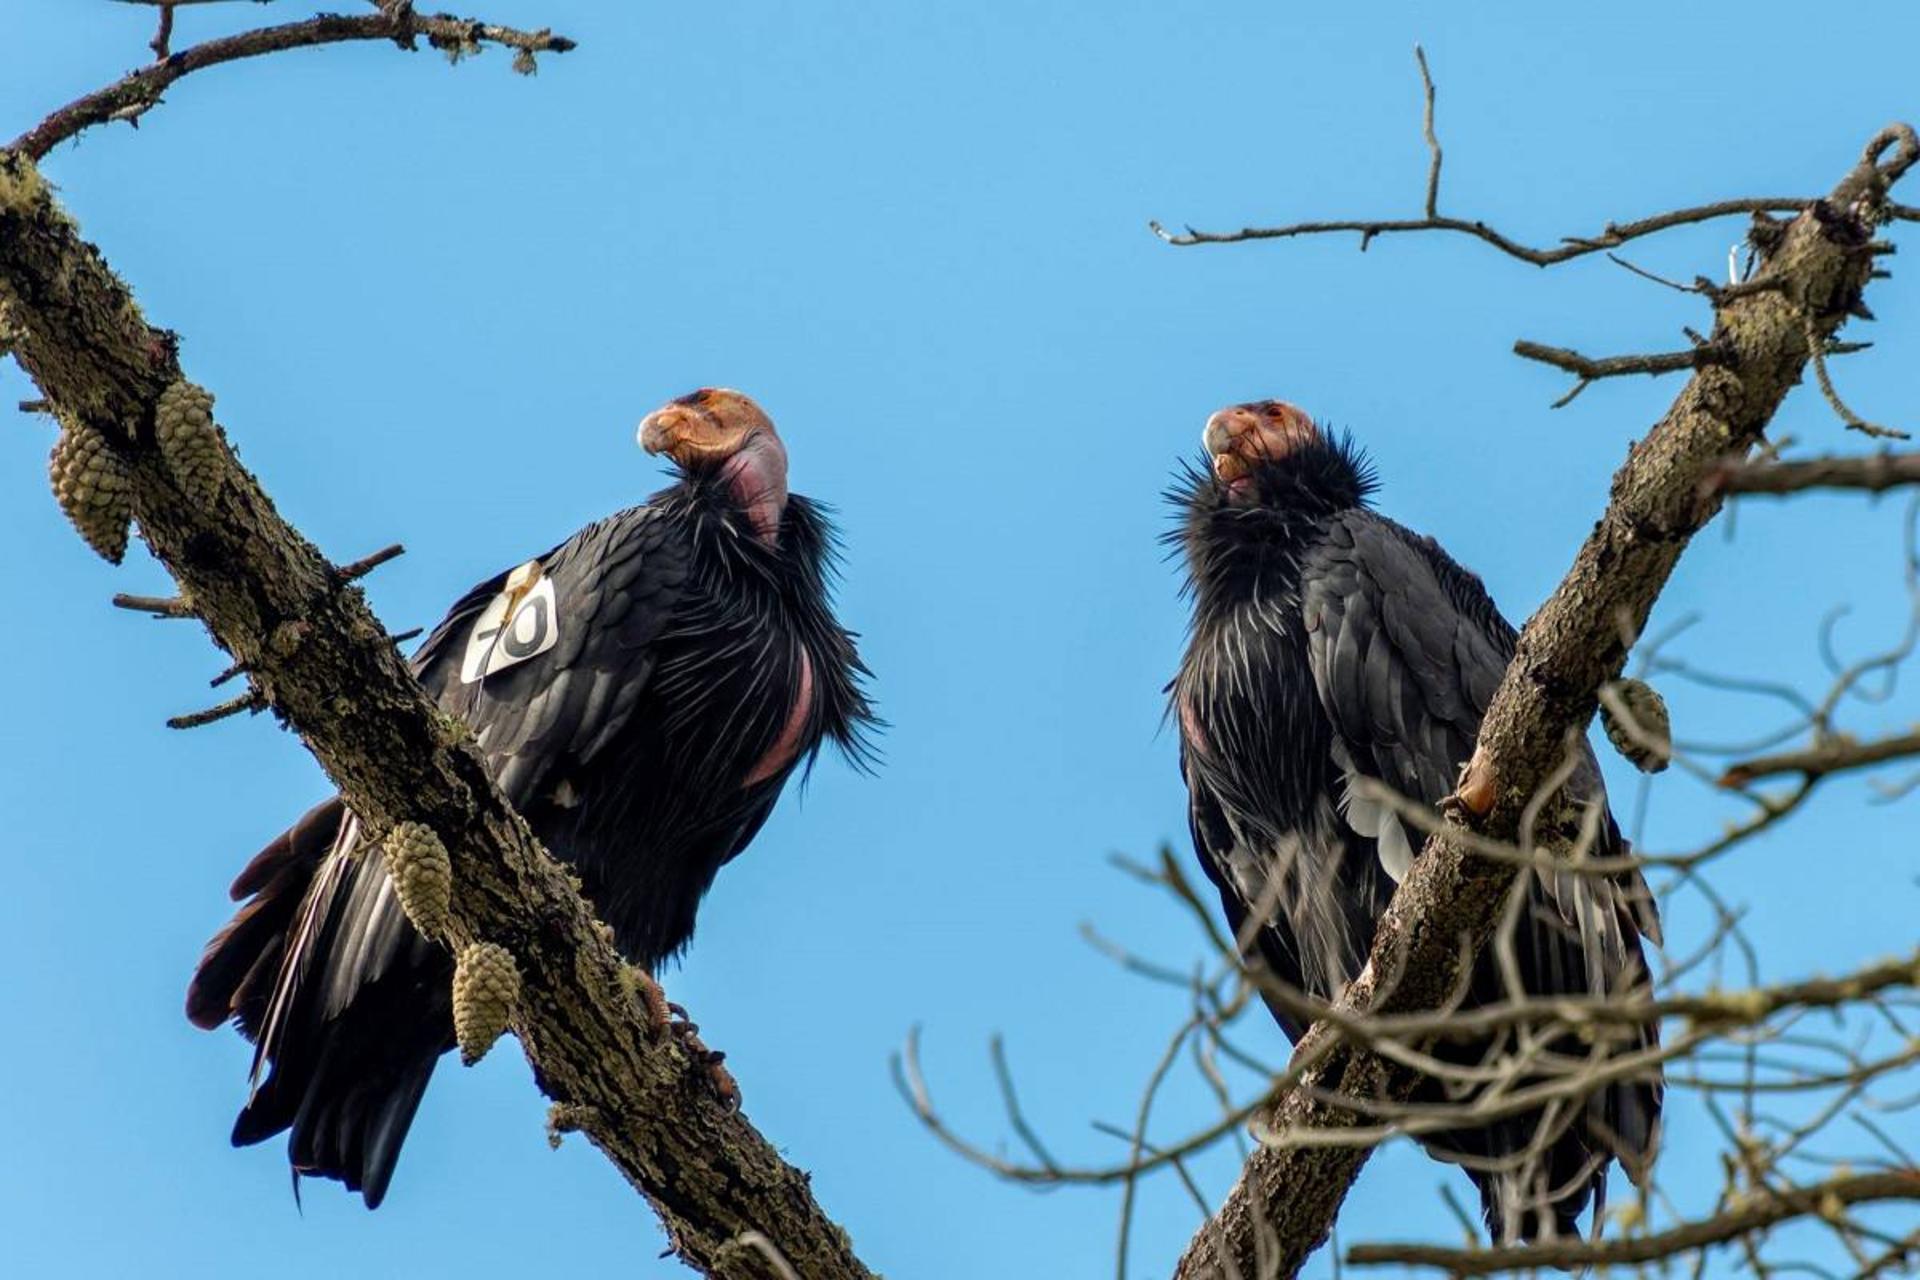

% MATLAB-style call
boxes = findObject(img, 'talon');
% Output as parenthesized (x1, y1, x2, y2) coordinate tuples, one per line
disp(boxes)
(1454, 750, 1497, 817)
(619, 965, 672, 1038)
(705, 1054, 741, 1109)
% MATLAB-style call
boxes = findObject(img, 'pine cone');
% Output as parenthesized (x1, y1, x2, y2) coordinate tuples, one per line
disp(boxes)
(385, 821, 452, 940)
(453, 942, 520, 1066)
(154, 379, 227, 507)
(48, 422, 131, 564)
(1602, 679, 1672, 773)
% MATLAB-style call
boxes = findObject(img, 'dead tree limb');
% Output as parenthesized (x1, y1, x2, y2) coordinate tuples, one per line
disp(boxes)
(0, 149, 869, 1280)
(1706, 450, 1920, 495)
(1719, 730, 1920, 788)
(1344, 1170, 1920, 1274)
(12, 3, 576, 160)
(1169, 125, 1913, 1280)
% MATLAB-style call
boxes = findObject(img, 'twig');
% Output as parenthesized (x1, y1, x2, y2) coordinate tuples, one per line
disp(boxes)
(1414, 45, 1441, 220)
(116, 543, 402, 621)
(167, 690, 265, 730)
(1151, 198, 1812, 265)
(989, 1036, 1061, 1174)
(149, 4, 174, 61)
(1720, 730, 1920, 788)
(11, 5, 576, 159)
(333, 541, 405, 581)
(1706, 450, 1920, 496)
(1345, 1171, 1920, 1273)
(112, 592, 196, 619)
(1607, 251, 1702, 294)
(1805, 316, 1911, 440)
(725, 1233, 801, 1280)
(1512, 339, 1731, 408)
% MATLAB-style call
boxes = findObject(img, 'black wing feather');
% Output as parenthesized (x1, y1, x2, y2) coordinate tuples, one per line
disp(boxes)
(223, 506, 691, 1204)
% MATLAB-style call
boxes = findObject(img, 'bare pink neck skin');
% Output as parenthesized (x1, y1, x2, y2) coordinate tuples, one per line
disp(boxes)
(718, 431, 790, 545)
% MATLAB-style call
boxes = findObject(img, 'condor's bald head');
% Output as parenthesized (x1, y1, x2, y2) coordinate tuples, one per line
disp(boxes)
(639, 388, 790, 545)
(1202, 400, 1321, 496)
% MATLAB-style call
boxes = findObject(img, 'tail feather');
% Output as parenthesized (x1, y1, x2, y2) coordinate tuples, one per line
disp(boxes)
(186, 798, 344, 1034)
(192, 795, 453, 1208)
(231, 961, 450, 1208)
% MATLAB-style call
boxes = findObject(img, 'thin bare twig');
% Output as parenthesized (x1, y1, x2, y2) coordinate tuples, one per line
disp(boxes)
(1720, 731, 1920, 788)
(115, 541, 405, 621)
(1414, 45, 1441, 220)
(1149, 198, 1813, 265)
(1345, 1171, 1920, 1273)
(1513, 339, 1731, 409)
(112, 592, 196, 619)
(333, 541, 405, 581)
(167, 689, 265, 730)
(1805, 317, 1911, 440)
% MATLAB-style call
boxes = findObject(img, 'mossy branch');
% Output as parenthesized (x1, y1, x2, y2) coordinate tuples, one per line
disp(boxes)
(0, 146, 870, 1280)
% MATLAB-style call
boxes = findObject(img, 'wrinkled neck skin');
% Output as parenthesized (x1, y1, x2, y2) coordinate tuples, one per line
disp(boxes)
(719, 431, 790, 545)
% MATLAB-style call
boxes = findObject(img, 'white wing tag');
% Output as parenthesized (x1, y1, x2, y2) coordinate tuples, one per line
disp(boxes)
(460, 562, 560, 685)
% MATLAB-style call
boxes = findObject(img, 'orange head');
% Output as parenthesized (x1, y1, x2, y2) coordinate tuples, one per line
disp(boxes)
(638, 387, 779, 467)
(1201, 400, 1320, 490)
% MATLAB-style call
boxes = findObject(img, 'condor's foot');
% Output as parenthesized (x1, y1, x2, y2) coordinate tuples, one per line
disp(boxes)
(667, 1003, 741, 1109)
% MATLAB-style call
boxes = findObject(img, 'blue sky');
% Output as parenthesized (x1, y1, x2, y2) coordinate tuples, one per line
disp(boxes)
(3, 2, 1916, 1277)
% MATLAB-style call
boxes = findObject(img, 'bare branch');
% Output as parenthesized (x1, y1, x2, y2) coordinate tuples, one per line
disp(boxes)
(112, 591, 196, 618)
(1806, 316, 1912, 440)
(1149, 199, 1813, 265)
(1720, 730, 1920, 788)
(11, 4, 577, 160)
(1513, 339, 1731, 408)
(1707, 450, 1920, 496)
(167, 689, 265, 730)
(333, 541, 406, 582)
(113, 541, 405, 620)
(1413, 45, 1441, 220)
(1345, 1170, 1920, 1274)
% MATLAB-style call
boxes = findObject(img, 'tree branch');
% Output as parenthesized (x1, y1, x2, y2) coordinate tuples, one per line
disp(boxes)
(1706, 450, 1920, 495)
(11, 3, 576, 160)
(1149, 197, 1815, 265)
(1170, 124, 1911, 1280)
(1344, 1170, 1920, 1274)
(1512, 339, 1731, 408)
(1719, 730, 1920, 788)
(0, 148, 867, 1280)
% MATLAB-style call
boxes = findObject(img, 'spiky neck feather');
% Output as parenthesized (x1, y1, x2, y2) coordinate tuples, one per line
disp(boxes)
(1170, 428, 1378, 617)
(655, 469, 878, 774)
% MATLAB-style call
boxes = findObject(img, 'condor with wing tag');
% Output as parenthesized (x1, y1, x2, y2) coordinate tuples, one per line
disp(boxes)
(459, 563, 559, 684)
(186, 389, 876, 1213)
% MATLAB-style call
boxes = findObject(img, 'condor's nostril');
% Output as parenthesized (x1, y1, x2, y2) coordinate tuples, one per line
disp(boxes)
(1202, 412, 1237, 456)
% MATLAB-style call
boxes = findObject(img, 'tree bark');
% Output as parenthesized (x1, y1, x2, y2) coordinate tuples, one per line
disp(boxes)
(1171, 126, 1913, 1280)
(0, 150, 870, 1280)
